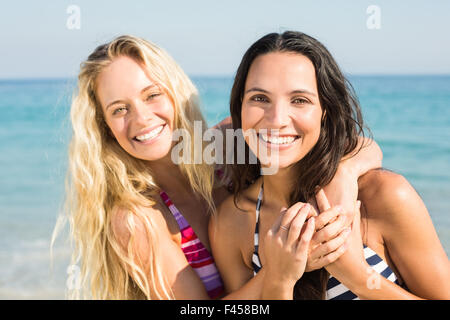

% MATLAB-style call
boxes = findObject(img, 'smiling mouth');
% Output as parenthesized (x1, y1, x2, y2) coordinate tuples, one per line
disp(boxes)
(258, 133, 300, 145)
(133, 124, 165, 142)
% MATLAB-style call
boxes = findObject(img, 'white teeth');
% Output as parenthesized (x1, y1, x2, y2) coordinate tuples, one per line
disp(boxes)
(135, 125, 164, 141)
(260, 134, 296, 145)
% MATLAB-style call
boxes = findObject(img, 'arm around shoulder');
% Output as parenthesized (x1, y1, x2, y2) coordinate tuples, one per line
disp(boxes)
(360, 170, 450, 299)
(341, 136, 383, 177)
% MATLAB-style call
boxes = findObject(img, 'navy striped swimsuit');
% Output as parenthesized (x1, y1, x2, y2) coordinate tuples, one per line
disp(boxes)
(251, 184, 402, 300)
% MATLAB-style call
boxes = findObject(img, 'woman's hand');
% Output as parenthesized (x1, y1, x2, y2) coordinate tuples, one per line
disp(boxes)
(261, 202, 315, 299)
(322, 137, 382, 233)
(305, 189, 352, 272)
(320, 193, 368, 288)
(321, 166, 358, 231)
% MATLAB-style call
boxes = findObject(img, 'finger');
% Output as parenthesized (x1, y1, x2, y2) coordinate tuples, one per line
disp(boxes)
(286, 204, 310, 247)
(278, 202, 308, 235)
(314, 205, 343, 231)
(309, 226, 351, 260)
(338, 201, 360, 230)
(312, 214, 347, 244)
(311, 242, 348, 269)
(296, 217, 315, 254)
(306, 197, 319, 217)
(271, 207, 287, 234)
(315, 188, 331, 213)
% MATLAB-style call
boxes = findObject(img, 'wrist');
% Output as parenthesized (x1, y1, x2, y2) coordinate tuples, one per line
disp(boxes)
(261, 282, 294, 300)
(261, 267, 296, 300)
(342, 262, 372, 296)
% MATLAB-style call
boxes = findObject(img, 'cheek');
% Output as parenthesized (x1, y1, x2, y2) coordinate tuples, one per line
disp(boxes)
(241, 105, 263, 132)
(241, 106, 261, 151)
(107, 120, 133, 153)
(105, 117, 126, 140)
(159, 97, 176, 128)
(294, 108, 322, 138)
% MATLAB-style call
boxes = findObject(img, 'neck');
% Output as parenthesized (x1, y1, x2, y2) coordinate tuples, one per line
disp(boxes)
(147, 154, 190, 196)
(261, 165, 297, 208)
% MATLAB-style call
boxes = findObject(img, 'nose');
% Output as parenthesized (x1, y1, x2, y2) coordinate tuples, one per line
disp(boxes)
(131, 100, 154, 124)
(266, 99, 290, 128)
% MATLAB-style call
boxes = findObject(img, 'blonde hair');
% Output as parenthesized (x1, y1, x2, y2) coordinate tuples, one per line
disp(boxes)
(52, 35, 215, 299)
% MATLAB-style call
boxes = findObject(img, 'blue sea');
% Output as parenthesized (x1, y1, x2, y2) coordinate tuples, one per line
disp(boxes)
(1, 75, 449, 299)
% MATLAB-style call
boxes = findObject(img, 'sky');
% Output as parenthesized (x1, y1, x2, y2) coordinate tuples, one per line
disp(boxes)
(0, 0, 449, 78)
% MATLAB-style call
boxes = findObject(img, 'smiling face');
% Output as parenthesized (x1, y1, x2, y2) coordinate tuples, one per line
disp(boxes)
(96, 55, 175, 161)
(241, 52, 323, 170)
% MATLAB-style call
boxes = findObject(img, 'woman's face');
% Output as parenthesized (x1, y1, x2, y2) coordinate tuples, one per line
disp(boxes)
(96, 56, 175, 161)
(241, 52, 323, 170)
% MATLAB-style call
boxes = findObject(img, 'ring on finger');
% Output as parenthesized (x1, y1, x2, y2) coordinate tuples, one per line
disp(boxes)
(280, 225, 289, 231)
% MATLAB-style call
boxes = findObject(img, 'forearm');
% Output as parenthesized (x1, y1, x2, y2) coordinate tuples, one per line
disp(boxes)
(345, 267, 422, 300)
(341, 136, 382, 177)
(260, 268, 295, 300)
(323, 137, 382, 215)
(221, 268, 295, 300)
(221, 270, 265, 300)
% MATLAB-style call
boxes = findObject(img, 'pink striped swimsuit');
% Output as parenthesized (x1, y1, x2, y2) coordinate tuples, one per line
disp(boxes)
(159, 190, 224, 299)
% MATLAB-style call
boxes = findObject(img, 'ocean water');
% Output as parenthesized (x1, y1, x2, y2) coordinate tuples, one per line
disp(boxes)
(0, 75, 449, 299)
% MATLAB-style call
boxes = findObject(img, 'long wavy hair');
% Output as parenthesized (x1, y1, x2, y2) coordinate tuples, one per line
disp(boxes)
(52, 35, 215, 299)
(229, 31, 367, 299)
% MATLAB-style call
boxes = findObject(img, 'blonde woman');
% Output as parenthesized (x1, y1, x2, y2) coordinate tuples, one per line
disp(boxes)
(53, 35, 383, 299)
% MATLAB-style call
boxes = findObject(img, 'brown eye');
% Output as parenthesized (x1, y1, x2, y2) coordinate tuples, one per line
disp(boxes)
(251, 95, 269, 103)
(292, 97, 310, 105)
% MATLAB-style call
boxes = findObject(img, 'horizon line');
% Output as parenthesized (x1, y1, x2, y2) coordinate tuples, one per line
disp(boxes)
(1, 73, 450, 82)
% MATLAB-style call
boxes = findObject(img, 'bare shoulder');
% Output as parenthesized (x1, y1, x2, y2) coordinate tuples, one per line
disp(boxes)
(211, 186, 256, 236)
(111, 203, 213, 299)
(110, 202, 170, 253)
(358, 169, 426, 224)
(209, 182, 260, 291)
(358, 169, 413, 201)
(210, 181, 263, 245)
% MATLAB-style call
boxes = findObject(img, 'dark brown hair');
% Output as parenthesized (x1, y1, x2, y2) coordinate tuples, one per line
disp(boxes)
(229, 31, 368, 299)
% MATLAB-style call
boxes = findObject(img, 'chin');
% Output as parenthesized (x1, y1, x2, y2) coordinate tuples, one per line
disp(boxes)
(133, 143, 173, 162)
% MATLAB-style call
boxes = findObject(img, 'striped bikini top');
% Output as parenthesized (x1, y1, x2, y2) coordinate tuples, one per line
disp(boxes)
(251, 184, 401, 300)
(160, 190, 224, 299)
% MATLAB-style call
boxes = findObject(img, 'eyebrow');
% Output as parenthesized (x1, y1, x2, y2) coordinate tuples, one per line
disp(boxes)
(105, 84, 158, 110)
(245, 87, 317, 97)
